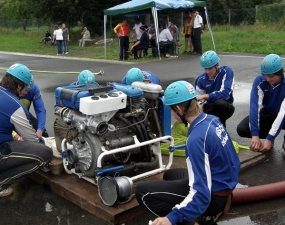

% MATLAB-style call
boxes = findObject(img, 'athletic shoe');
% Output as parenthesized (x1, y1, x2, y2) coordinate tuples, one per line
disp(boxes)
(40, 166, 51, 172)
(65, 52, 68, 54)
(0, 187, 13, 197)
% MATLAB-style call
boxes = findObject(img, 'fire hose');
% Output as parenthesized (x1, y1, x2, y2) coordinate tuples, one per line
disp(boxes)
(0, 67, 104, 75)
(232, 181, 285, 205)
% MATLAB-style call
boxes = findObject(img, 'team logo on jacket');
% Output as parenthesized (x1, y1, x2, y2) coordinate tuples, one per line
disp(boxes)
(216, 124, 228, 146)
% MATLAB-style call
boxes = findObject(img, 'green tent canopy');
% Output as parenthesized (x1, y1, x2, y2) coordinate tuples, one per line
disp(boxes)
(103, 0, 214, 59)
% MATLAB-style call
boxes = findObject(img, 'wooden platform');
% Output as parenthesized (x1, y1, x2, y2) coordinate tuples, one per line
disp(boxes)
(29, 149, 267, 225)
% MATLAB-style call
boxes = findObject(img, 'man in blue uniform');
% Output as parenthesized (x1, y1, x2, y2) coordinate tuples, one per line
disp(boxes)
(237, 54, 285, 153)
(53, 70, 97, 151)
(135, 80, 240, 225)
(121, 67, 160, 85)
(0, 63, 52, 197)
(195, 50, 235, 127)
(18, 82, 48, 138)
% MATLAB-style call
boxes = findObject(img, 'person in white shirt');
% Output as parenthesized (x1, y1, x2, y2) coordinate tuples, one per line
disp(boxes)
(132, 18, 143, 40)
(191, 10, 204, 55)
(158, 24, 174, 56)
(52, 24, 63, 55)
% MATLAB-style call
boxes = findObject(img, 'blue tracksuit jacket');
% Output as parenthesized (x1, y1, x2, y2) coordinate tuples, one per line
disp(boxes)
(19, 84, 46, 132)
(249, 74, 285, 141)
(167, 113, 240, 224)
(0, 86, 39, 145)
(195, 66, 234, 104)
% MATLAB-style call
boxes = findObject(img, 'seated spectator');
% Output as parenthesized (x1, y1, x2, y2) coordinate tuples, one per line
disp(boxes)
(39, 31, 52, 44)
(121, 67, 160, 85)
(79, 27, 91, 47)
(129, 25, 149, 60)
(158, 24, 174, 57)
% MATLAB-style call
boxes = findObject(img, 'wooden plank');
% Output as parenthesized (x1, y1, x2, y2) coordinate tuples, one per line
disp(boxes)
(30, 167, 162, 225)
(238, 148, 268, 171)
(29, 148, 267, 225)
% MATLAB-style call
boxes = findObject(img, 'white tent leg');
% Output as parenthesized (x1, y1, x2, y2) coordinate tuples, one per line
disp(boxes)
(204, 6, 216, 52)
(104, 15, 107, 59)
(151, 7, 161, 59)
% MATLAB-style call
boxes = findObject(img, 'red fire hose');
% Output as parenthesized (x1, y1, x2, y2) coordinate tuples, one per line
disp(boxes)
(232, 181, 285, 205)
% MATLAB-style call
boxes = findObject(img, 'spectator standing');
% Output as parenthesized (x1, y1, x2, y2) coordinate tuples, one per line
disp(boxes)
(132, 18, 143, 40)
(183, 11, 194, 53)
(113, 18, 130, 60)
(191, 10, 204, 55)
(195, 50, 235, 127)
(237, 54, 285, 153)
(0, 63, 52, 197)
(62, 23, 69, 54)
(129, 26, 149, 60)
(121, 68, 160, 85)
(135, 80, 240, 225)
(162, 16, 173, 29)
(52, 25, 63, 55)
(148, 21, 156, 47)
(39, 31, 52, 44)
(169, 24, 180, 55)
(78, 27, 91, 47)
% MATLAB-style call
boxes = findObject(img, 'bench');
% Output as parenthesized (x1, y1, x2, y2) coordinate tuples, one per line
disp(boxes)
(78, 39, 95, 47)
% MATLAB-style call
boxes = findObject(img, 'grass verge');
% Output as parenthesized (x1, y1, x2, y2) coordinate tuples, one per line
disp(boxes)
(1, 24, 284, 62)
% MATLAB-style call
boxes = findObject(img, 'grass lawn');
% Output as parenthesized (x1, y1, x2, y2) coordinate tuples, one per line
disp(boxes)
(1, 24, 285, 62)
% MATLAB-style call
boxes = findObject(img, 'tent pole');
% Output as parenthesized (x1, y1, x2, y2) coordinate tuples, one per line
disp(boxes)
(152, 7, 161, 60)
(104, 15, 107, 59)
(204, 6, 216, 52)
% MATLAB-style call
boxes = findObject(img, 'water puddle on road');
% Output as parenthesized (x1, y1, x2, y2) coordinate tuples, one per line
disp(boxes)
(45, 202, 53, 212)
(220, 209, 285, 225)
(233, 83, 251, 104)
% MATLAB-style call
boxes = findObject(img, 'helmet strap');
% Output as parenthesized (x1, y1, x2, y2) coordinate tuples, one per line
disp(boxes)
(170, 100, 191, 127)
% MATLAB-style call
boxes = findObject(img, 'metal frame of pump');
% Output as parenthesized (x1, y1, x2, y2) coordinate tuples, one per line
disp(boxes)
(61, 135, 174, 185)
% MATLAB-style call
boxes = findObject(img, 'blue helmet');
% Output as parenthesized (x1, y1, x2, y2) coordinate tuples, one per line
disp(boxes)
(260, 54, 284, 75)
(126, 68, 144, 85)
(25, 74, 34, 90)
(200, 50, 220, 69)
(6, 63, 34, 89)
(164, 81, 198, 106)
(78, 70, 95, 84)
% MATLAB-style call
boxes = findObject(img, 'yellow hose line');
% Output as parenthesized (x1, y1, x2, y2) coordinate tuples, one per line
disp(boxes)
(0, 68, 104, 75)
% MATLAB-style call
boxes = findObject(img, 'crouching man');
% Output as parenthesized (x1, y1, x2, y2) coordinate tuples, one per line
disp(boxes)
(135, 81, 240, 225)
(0, 63, 53, 197)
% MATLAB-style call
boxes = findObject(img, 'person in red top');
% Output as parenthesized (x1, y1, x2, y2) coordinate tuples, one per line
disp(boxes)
(183, 11, 194, 53)
(114, 18, 130, 60)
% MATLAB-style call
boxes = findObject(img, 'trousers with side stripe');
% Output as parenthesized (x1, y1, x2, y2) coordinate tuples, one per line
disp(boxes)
(135, 168, 228, 222)
(0, 140, 53, 190)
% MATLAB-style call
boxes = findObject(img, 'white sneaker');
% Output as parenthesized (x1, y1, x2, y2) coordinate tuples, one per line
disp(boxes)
(65, 52, 68, 54)
(0, 187, 13, 197)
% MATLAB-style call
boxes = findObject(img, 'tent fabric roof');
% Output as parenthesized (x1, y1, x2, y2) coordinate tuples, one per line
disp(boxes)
(104, 0, 205, 16)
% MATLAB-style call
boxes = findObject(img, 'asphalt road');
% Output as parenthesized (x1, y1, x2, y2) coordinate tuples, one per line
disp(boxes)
(1, 52, 285, 225)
